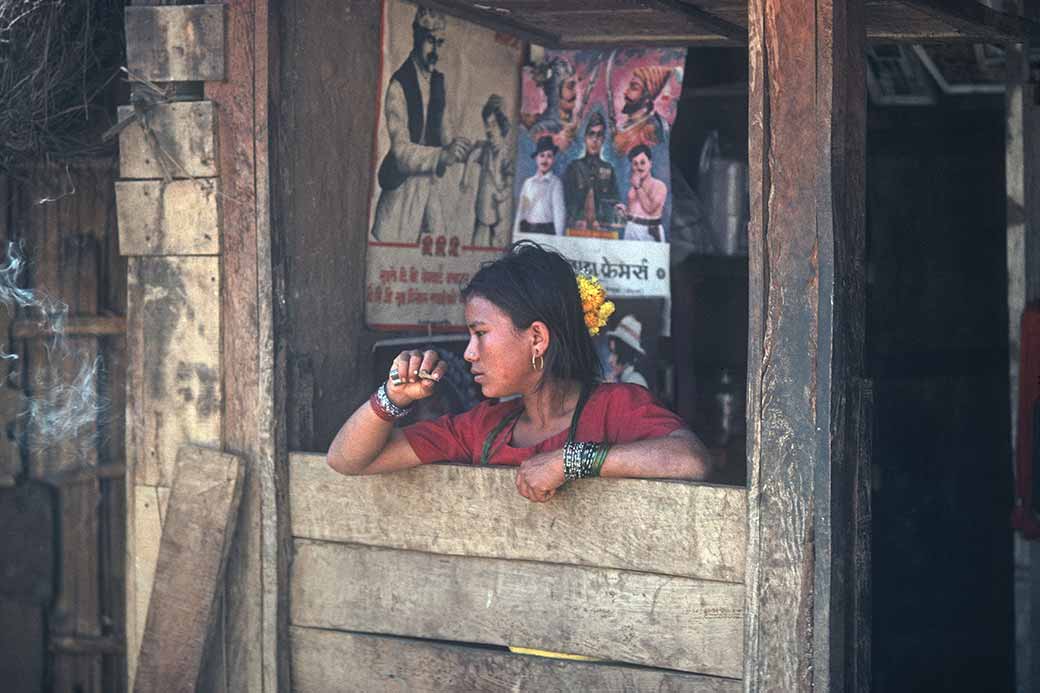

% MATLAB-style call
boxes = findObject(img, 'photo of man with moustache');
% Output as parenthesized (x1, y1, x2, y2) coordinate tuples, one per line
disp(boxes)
(370, 7, 472, 243)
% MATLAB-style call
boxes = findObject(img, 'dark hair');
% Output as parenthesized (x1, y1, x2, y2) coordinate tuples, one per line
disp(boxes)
(481, 98, 510, 137)
(585, 111, 606, 134)
(461, 241, 602, 389)
(628, 143, 653, 161)
(609, 336, 642, 368)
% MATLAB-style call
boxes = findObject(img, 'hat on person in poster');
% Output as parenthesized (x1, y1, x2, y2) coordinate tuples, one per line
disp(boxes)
(607, 314, 646, 355)
(413, 7, 447, 33)
(531, 134, 559, 158)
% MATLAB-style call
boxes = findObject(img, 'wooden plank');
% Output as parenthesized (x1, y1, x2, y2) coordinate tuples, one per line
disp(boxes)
(118, 101, 218, 180)
(12, 315, 126, 339)
(389, 0, 1040, 44)
(291, 626, 742, 693)
(416, 0, 561, 46)
(126, 483, 168, 693)
(92, 155, 128, 693)
(125, 5, 226, 81)
(41, 178, 104, 693)
(744, 0, 868, 691)
(51, 635, 124, 656)
(126, 256, 221, 486)
(896, 0, 1040, 40)
(650, 0, 748, 41)
(201, 0, 283, 691)
(1007, 40, 1040, 693)
(132, 446, 244, 693)
(291, 453, 747, 583)
(115, 179, 221, 256)
(291, 540, 745, 678)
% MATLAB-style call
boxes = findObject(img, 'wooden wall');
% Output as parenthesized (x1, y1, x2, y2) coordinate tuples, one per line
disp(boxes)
(0, 159, 128, 693)
(273, 0, 385, 453)
(288, 454, 746, 689)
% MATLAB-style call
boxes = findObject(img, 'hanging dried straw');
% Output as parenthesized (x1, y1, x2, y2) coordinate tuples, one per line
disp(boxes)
(0, 0, 124, 173)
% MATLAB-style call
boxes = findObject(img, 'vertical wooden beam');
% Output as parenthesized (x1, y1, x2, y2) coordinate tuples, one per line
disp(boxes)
(202, 0, 283, 691)
(745, 1, 868, 691)
(1006, 38, 1040, 693)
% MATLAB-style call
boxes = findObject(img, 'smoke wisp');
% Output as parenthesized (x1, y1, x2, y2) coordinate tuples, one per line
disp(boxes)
(0, 241, 108, 473)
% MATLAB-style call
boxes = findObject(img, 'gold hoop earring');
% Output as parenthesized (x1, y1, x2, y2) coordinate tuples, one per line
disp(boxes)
(531, 354, 544, 371)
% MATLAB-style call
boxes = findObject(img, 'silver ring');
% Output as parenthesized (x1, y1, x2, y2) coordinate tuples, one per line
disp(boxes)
(389, 366, 403, 386)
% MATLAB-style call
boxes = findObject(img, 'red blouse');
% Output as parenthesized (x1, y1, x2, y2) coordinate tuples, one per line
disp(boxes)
(402, 383, 685, 466)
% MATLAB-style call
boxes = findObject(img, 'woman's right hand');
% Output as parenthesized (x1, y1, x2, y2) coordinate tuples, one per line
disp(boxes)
(386, 349, 447, 407)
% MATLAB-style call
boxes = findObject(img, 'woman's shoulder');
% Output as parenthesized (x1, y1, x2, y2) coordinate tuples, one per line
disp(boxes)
(591, 382, 656, 404)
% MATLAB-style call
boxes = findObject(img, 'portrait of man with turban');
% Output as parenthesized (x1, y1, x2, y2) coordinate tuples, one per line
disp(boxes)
(613, 65, 675, 156)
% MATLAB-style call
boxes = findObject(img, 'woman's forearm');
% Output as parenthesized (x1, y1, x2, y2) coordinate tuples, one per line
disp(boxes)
(326, 398, 397, 475)
(598, 429, 712, 481)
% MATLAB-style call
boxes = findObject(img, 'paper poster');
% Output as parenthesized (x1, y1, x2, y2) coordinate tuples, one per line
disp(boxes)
(365, 1, 522, 329)
(514, 48, 685, 298)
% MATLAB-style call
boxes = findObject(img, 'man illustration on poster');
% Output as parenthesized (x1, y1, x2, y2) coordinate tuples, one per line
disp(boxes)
(606, 314, 649, 388)
(370, 7, 471, 243)
(562, 112, 620, 232)
(462, 94, 512, 247)
(522, 56, 581, 152)
(513, 136, 565, 236)
(613, 65, 673, 156)
(615, 144, 667, 242)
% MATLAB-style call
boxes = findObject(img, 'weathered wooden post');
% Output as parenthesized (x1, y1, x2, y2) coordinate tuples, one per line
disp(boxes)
(120, 1, 283, 691)
(1006, 29, 1040, 693)
(744, 1, 870, 691)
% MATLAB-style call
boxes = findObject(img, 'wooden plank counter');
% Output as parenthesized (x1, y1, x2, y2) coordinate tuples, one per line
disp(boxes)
(289, 453, 747, 683)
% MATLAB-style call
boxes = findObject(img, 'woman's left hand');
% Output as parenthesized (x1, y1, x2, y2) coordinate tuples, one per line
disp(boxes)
(515, 452, 566, 503)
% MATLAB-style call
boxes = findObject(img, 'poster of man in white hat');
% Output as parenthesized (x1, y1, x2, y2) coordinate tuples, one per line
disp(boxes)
(606, 314, 649, 388)
(596, 297, 665, 397)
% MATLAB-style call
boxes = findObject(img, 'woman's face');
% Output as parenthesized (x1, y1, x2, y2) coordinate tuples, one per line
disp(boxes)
(464, 296, 541, 398)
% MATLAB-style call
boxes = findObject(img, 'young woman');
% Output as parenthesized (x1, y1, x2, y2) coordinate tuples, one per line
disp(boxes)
(327, 242, 711, 502)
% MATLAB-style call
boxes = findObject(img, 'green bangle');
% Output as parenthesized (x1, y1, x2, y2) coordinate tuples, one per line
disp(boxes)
(592, 443, 611, 477)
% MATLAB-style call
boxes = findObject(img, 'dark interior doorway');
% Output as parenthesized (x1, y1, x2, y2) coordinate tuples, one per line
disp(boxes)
(866, 88, 1014, 692)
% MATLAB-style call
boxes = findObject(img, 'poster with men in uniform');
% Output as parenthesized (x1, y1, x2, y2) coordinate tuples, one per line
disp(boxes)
(513, 47, 686, 300)
(365, 0, 522, 329)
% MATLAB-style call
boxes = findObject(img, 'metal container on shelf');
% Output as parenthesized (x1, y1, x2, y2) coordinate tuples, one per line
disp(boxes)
(698, 131, 749, 256)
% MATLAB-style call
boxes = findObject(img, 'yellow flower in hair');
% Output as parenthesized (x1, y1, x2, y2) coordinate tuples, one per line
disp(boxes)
(576, 274, 611, 336)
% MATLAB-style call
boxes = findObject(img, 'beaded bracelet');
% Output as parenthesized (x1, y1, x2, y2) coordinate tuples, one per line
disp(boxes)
(563, 441, 611, 480)
(369, 383, 412, 422)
